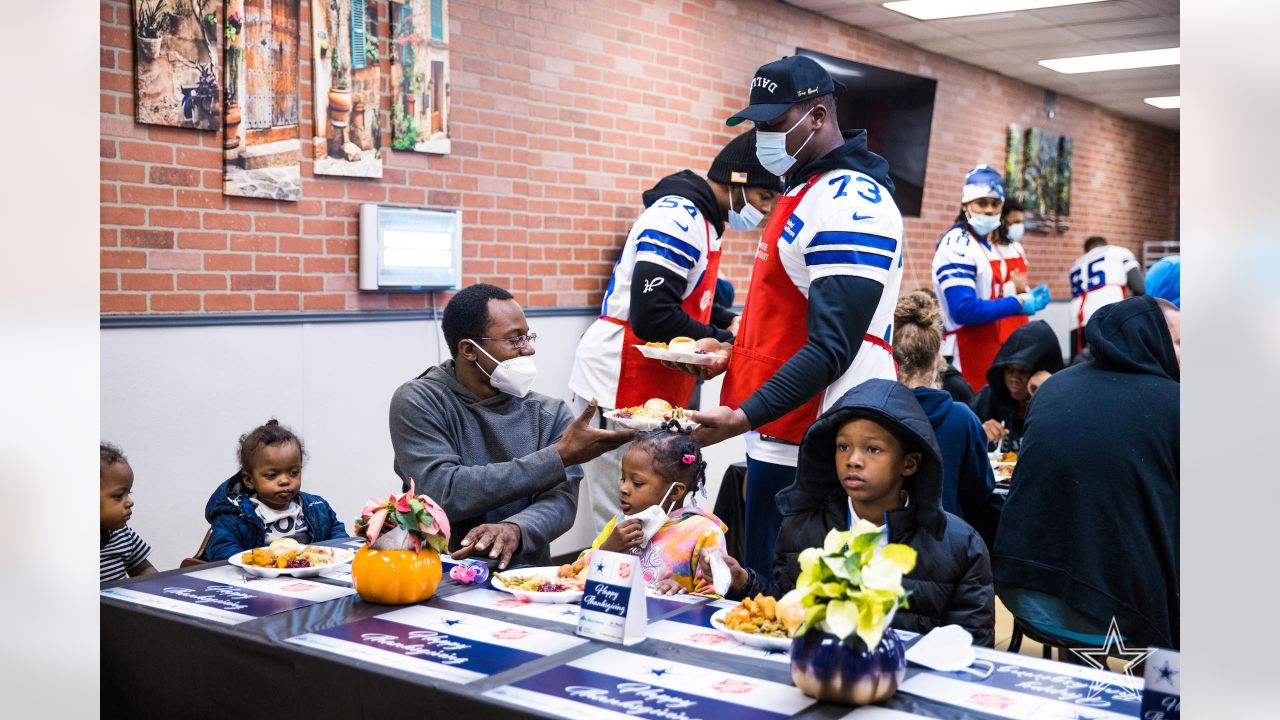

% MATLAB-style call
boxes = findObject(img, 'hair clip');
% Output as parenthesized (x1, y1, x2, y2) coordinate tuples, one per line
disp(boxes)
(682, 454, 696, 465)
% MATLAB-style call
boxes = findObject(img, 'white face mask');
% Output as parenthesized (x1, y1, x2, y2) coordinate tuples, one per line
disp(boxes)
(468, 341, 538, 398)
(966, 210, 1002, 237)
(623, 481, 680, 546)
(728, 186, 763, 231)
(755, 107, 815, 177)
(1006, 222, 1024, 242)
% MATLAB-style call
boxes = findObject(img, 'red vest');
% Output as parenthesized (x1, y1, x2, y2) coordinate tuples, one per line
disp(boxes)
(604, 217, 719, 409)
(956, 234, 1028, 391)
(721, 177, 891, 444)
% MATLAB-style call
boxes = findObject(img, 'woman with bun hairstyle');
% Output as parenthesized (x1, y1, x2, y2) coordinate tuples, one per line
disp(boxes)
(894, 291, 1003, 548)
(932, 167, 1050, 392)
(569, 131, 781, 529)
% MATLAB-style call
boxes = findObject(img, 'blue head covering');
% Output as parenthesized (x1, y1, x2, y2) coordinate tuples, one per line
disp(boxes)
(962, 165, 1006, 204)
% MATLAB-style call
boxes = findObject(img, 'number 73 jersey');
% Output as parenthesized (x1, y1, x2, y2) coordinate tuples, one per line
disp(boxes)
(772, 171, 904, 304)
(1068, 245, 1139, 330)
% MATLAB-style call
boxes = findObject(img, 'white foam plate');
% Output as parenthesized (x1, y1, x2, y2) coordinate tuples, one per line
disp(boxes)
(491, 567, 584, 603)
(227, 546, 354, 578)
(602, 409, 700, 432)
(632, 344, 722, 366)
(710, 606, 793, 651)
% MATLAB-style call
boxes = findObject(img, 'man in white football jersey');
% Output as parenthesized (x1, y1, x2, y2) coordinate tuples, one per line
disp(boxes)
(683, 56, 905, 578)
(1068, 236, 1144, 357)
(568, 132, 782, 530)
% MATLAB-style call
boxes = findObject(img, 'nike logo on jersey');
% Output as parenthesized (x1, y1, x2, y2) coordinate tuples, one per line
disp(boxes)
(851, 211, 874, 221)
(673, 220, 689, 232)
(642, 277, 665, 294)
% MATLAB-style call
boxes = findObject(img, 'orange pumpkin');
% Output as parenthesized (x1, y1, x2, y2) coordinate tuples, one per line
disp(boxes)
(351, 546, 442, 605)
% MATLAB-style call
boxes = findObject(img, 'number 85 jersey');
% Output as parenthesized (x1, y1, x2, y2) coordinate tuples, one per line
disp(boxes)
(1068, 245, 1139, 330)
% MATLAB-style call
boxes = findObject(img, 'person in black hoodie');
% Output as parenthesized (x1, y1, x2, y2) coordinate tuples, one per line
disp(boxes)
(716, 379, 996, 647)
(993, 296, 1179, 649)
(567, 131, 782, 530)
(969, 320, 1064, 451)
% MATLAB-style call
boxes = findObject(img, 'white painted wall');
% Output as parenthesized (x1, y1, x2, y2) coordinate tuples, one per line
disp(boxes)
(102, 302, 1072, 570)
(101, 313, 744, 569)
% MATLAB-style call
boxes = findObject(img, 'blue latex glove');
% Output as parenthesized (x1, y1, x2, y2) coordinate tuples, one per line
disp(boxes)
(1031, 285, 1051, 312)
(1017, 292, 1037, 316)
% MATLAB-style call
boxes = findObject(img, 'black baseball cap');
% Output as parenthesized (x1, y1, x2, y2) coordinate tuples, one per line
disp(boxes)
(727, 56, 835, 127)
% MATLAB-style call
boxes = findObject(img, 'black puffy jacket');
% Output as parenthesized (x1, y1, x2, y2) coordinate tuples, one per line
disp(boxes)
(733, 379, 996, 647)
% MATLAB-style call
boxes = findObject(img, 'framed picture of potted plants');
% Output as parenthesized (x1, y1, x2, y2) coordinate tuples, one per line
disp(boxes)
(309, 0, 383, 177)
(222, 0, 303, 201)
(133, 0, 222, 131)
(391, 0, 451, 155)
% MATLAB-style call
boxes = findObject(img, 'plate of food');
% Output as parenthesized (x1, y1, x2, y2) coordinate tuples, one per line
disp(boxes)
(227, 538, 354, 578)
(491, 566, 585, 603)
(990, 451, 1017, 483)
(632, 336, 724, 366)
(710, 594, 792, 651)
(604, 398, 700, 432)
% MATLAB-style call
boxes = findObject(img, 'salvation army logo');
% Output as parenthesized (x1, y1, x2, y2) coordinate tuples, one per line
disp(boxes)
(618, 562, 632, 581)
(700, 290, 712, 310)
(497, 597, 532, 608)
(688, 632, 729, 646)
(712, 678, 755, 694)
(491, 628, 529, 640)
(970, 693, 1015, 710)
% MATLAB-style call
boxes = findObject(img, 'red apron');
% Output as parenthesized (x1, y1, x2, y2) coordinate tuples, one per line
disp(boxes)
(721, 176, 893, 444)
(605, 217, 718, 409)
(956, 235, 1027, 392)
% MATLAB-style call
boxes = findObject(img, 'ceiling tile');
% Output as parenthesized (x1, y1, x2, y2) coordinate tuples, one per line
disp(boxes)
(1068, 15, 1179, 39)
(872, 22, 953, 43)
(827, 3, 914, 30)
(1026, 0, 1152, 24)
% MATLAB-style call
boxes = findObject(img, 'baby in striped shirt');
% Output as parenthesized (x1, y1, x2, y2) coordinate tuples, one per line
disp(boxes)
(100, 443, 156, 583)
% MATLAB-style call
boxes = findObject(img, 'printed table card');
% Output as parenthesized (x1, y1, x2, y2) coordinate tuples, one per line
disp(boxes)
(577, 550, 646, 645)
(444, 586, 704, 629)
(646, 599, 791, 665)
(287, 604, 586, 684)
(898, 646, 1143, 719)
(100, 565, 354, 624)
(485, 647, 816, 720)
(1141, 648, 1179, 719)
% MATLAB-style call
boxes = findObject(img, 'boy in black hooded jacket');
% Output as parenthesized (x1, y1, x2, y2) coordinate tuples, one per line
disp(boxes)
(720, 378, 996, 646)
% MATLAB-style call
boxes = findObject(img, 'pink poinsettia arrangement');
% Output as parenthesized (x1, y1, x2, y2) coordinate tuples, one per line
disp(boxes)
(355, 480, 450, 553)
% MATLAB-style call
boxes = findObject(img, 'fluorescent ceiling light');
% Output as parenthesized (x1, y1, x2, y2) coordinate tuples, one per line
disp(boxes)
(882, 0, 1109, 21)
(1144, 95, 1180, 109)
(1038, 48, 1180, 74)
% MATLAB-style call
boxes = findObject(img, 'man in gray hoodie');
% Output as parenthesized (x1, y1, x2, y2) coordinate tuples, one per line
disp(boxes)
(390, 283, 634, 569)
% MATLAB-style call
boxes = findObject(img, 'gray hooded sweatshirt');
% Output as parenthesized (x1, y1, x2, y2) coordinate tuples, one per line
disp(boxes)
(389, 360, 581, 567)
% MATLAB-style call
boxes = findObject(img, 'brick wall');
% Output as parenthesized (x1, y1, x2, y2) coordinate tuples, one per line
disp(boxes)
(100, 0, 1179, 314)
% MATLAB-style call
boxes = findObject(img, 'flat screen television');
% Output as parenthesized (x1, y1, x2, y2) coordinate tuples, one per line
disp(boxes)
(797, 48, 937, 218)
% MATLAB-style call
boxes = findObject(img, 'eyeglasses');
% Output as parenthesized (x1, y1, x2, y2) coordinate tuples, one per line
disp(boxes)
(472, 333, 538, 348)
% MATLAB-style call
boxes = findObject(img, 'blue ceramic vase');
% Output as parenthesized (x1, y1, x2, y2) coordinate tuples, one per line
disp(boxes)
(790, 626, 906, 705)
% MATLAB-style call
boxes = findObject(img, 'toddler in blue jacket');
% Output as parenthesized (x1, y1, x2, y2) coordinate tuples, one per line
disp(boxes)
(202, 419, 347, 561)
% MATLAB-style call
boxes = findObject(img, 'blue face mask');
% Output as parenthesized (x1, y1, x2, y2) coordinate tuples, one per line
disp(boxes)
(728, 187, 763, 231)
(754, 107, 815, 176)
(966, 211, 1002, 237)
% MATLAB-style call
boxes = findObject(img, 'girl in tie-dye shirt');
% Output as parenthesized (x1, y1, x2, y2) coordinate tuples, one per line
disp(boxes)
(564, 429, 728, 595)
